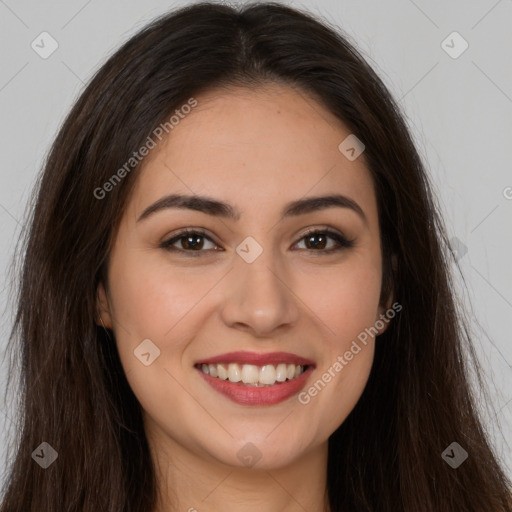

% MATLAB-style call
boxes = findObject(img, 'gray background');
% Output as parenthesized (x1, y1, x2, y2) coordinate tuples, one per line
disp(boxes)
(1, 0, 511, 488)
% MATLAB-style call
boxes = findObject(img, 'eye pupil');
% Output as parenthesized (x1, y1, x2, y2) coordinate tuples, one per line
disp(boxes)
(305, 233, 327, 250)
(182, 234, 204, 250)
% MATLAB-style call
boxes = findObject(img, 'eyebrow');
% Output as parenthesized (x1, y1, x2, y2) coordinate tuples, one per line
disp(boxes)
(136, 193, 367, 224)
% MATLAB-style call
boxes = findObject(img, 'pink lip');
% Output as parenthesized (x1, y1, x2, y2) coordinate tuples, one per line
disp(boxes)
(197, 365, 315, 406)
(195, 351, 315, 367)
(195, 351, 316, 406)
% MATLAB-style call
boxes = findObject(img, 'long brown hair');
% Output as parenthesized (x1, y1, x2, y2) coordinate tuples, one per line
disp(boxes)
(1, 2, 511, 511)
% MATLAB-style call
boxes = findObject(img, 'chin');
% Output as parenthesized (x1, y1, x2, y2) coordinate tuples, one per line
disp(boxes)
(203, 432, 316, 471)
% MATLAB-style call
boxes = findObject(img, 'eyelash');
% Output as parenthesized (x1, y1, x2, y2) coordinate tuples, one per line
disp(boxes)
(159, 227, 355, 256)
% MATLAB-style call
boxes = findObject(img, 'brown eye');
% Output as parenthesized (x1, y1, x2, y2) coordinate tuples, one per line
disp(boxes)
(160, 229, 219, 253)
(176, 233, 206, 250)
(304, 232, 329, 250)
(160, 227, 354, 256)
(293, 229, 354, 253)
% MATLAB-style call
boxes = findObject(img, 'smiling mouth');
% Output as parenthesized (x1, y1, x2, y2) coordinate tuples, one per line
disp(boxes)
(195, 363, 309, 387)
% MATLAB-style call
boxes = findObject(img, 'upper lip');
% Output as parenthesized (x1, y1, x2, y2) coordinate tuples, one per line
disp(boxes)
(195, 351, 315, 367)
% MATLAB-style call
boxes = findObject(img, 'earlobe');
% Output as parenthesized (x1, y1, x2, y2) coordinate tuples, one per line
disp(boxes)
(376, 254, 397, 336)
(96, 281, 113, 329)
(375, 305, 392, 336)
(374, 294, 397, 337)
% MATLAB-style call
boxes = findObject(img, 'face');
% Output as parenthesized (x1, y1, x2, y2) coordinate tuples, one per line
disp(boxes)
(97, 83, 390, 471)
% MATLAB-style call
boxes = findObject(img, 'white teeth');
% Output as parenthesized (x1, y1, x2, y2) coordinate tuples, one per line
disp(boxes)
(227, 363, 241, 382)
(217, 364, 228, 380)
(275, 363, 287, 382)
(259, 364, 277, 385)
(241, 364, 259, 384)
(200, 362, 307, 386)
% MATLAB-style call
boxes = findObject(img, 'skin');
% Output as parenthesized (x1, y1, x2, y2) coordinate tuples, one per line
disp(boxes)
(97, 83, 392, 512)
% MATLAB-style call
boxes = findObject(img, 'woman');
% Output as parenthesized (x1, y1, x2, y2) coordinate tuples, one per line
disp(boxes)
(1, 2, 511, 511)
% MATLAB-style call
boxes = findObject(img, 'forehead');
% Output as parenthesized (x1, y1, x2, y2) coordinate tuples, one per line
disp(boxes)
(130, 84, 377, 222)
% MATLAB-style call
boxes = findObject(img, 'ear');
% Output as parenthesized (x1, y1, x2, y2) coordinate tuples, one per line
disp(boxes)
(375, 254, 398, 336)
(96, 281, 113, 329)
(375, 301, 392, 336)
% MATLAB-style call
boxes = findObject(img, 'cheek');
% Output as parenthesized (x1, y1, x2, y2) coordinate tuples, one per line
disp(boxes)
(108, 252, 208, 341)
(298, 310, 376, 440)
(304, 344, 375, 440)
(105, 253, 207, 422)
(105, 252, 209, 403)
(300, 251, 383, 340)
(294, 254, 381, 431)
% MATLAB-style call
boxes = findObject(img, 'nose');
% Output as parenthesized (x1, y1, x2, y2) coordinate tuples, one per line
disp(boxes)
(219, 246, 301, 338)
